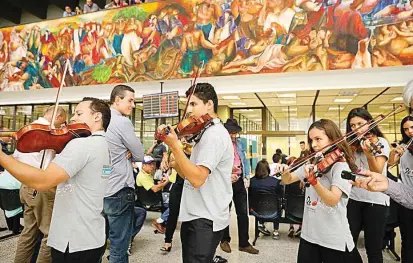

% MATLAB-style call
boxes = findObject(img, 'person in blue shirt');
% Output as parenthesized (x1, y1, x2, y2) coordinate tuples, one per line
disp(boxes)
(219, 118, 258, 255)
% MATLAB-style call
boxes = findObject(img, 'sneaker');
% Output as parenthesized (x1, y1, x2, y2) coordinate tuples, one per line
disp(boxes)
(273, 230, 280, 240)
(258, 224, 271, 236)
(288, 226, 295, 238)
(220, 241, 231, 253)
(294, 228, 301, 238)
(212, 255, 228, 263)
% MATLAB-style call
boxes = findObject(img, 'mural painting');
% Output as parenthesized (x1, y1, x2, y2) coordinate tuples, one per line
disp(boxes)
(0, 0, 412, 92)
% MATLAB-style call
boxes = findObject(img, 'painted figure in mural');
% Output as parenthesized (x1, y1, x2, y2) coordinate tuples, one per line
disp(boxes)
(179, 21, 218, 76)
(0, 0, 412, 91)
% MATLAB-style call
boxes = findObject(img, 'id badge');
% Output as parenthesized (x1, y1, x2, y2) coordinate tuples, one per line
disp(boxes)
(102, 165, 111, 179)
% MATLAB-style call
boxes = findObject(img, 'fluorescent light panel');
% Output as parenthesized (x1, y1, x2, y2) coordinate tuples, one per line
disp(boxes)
(391, 97, 403, 102)
(329, 106, 344, 111)
(334, 98, 353, 103)
(279, 100, 296, 105)
(222, 95, 241, 100)
(231, 102, 246, 106)
(277, 93, 296, 98)
(282, 108, 297, 112)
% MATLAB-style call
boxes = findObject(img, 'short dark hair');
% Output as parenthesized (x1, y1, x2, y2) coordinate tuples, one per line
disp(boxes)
(110, 85, 135, 104)
(272, 153, 281, 163)
(300, 141, 305, 144)
(255, 159, 270, 179)
(275, 149, 282, 154)
(82, 97, 111, 131)
(185, 83, 218, 113)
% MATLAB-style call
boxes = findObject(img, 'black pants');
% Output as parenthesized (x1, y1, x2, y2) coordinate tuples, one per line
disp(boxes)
(221, 178, 250, 248)
(51, 245, 105, 263)
(181, 218, 224, 263)
(399, 206, 413, 262)
(164, 182, 183, 243)
(347, 199, 387, 263)
(297, 238, 351, 263)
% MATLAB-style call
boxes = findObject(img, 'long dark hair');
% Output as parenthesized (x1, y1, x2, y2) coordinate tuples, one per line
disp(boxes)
(308, 119, 356, 172)
(255, 159, 270, 179)
(401, 116, 413, 144)
(346, 107, 385, 143)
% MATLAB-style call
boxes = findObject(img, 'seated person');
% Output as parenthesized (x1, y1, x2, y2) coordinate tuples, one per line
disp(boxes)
(0, 169, 23, 234)
(136, 156, 169, 233)
(250, 159, 283, 240)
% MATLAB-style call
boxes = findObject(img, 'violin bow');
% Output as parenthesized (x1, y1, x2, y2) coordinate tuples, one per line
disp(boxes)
(180, 61, 205, 120)
(50, 59, 71, 129)
(290, 105, 404, 173)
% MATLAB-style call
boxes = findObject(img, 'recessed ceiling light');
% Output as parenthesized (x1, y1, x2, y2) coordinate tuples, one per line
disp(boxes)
(379, 105, 394, 109)
(334, 98, 353, 103)
(231, 102, 246, 106)
(277, 93, 296, 98)
(222, 95, 240, 100)
(279, 100, 296, 105)
(238, 109, 254, 112)
(245, 114, 258, 117)
(391, 97, 403, 102)
(339, 91, 359, 96)
(282, 108, 297, 112)
(328, 106, 344, 111)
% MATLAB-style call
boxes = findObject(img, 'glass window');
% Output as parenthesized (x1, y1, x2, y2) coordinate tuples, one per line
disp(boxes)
(0, 106, 15, 129)
(15, 106, 33, 129)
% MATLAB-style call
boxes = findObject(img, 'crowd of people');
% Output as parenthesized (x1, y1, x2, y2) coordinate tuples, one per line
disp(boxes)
(1, 79, 413, 263)
(62, 0, 146, 17)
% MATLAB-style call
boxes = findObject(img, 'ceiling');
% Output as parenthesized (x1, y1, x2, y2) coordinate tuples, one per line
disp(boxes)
(217, 86, 407, 133)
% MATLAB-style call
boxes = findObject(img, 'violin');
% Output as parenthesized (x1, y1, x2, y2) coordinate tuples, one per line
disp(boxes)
(155, 61, 213, 143)
(353, 137, 384, 155)
(388, 137, 413, 169)
(276, 105, 403, 180)
(3, 59, 92, 154)
(15, 123, 91, 154)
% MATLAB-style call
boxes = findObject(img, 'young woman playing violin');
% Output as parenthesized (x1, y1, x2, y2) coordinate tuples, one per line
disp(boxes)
(346, 107, 391, 263)
(279, 119, 355, 263)
(388, 115, 413, 262)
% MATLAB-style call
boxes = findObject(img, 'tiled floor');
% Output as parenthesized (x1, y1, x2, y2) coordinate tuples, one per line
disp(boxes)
(0, 209, 401, 263)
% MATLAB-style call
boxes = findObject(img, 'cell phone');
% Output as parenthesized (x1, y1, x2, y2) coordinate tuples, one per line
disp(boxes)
(341, 170, 368, 182)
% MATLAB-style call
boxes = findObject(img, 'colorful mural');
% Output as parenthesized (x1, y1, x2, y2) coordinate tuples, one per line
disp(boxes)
(0, 0, 412, 92)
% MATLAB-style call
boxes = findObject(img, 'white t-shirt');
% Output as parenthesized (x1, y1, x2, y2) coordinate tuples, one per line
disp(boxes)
(269, 163, 282, 179)
(179, 119, 234, 232)
(48, 131, 110, 253)
(350, 137, 390, 206)
(295, 162, 354, 252)
(400, 150, 413, 187)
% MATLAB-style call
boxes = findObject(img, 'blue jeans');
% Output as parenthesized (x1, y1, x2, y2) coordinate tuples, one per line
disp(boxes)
(161, 208, 169, 222)
(131, 206, 147, 240)
(103, 187, 135, 263)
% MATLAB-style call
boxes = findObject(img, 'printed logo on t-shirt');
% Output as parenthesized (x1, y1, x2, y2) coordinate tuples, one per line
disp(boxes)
(404, 167, 413, 177)
(306, 196, 317, 213)
(102, 165, 111, 179)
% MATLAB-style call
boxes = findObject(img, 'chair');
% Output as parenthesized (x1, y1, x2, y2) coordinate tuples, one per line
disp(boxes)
(249, 192, 281, 245)
(383, 199, 401, 261)
(0, 189, 23, 240)
(284, 194, 305, 224)
(135, 186, 163, 212)
(0, 189, 21, 211)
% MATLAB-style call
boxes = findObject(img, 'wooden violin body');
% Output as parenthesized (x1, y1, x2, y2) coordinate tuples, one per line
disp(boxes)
(15, 123, 91, 154)
(155, 114, 213, 141)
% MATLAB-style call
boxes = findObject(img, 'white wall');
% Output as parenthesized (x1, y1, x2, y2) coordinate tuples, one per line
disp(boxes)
(0, 65, 412, 105)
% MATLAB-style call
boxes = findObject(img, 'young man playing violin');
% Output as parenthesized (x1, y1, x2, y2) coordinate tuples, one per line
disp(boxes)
(13, 106, 66, 263)
(157, 83, 233, 263)
(0, 98, 112, 263)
